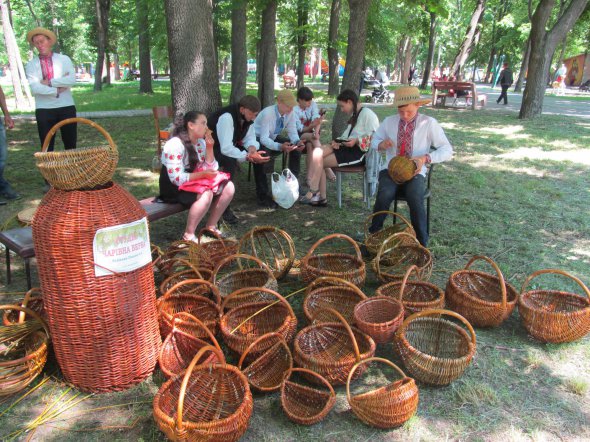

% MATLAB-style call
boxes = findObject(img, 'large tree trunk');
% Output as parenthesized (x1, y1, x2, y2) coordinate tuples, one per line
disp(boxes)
(514, 36, 531, 92)
(399, 36, 411, 85)
(229, 0, 247, 104)
(484, 47, 496, 83)
(520, 0, 588, 119)
(403, 39, 413, 84)
(105, 52, 111, 85)
(450, 0, 486, 78)
(327, 0, 341, 96)
(258, 0, 277, 108)
(94, 0, 110, 92)
(113, 52, 121, 81)
(420, 12, 437, 90)
(332, 0, 372, 138)
(164, 0, 221, 114)
(136, 0, 153, 93)
(393, 38, 404, 82)
(296, 0, 308, 89)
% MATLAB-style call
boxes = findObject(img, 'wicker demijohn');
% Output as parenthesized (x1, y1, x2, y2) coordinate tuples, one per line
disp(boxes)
(34, 117, 119, 190)
(238, 226, 296, 280)
(300, 234, 366, 287)
(446, 255, 518, 327)
(303, 277, 367, 324)
(153, 345, 253, 442)
(281, 368, 336, 425)
(190, 228, 239, 271)
(294, 308, 376, 386)
(32, 183, 161, 392)
(363, 211, 416, 256)
(394, 309, 476, 386)
(213, 254, 278, 300)
(376, 265, 445, 317)
(353, 297, 404, 344)
(518, 269, 590, 343)
(373, 233, 432, 283)
(346, 357, 419, 428)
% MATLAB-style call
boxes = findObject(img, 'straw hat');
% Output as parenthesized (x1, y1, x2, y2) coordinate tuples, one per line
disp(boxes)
(27, 27, 57, 45)
(276, 90, 297, 108)
(393, 86, 430, 108)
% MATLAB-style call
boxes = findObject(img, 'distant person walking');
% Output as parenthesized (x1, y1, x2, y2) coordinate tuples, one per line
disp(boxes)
(496, 63, 513, 105)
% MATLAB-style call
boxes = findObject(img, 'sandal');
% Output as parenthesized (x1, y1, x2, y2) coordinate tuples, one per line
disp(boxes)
(311, 198, 328, 207)
(299, 190, 319, 204)
(182, 233, 199, 243)
(203, 227, 228, 239)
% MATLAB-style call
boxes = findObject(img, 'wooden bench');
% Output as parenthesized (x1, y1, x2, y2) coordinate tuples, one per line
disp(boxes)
(0, 197, 186, 289)
(432, 81, 483, 110)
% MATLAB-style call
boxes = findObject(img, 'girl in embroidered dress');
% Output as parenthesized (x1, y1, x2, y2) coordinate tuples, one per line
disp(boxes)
(158, 111, 234, 242)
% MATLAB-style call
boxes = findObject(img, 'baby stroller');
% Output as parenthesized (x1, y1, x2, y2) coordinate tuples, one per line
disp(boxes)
(580, 80, 590, 92)
(365, 83, 392, 103)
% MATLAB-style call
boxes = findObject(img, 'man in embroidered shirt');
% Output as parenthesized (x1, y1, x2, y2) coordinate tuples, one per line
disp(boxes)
(369, 86, 453, 246)
(252, 90, 304, 208)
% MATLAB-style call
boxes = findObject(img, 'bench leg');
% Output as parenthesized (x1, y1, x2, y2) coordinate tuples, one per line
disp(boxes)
(336, 172, 342, 208)
(25, 259, 32, 290)
(5, 246, 10, 285)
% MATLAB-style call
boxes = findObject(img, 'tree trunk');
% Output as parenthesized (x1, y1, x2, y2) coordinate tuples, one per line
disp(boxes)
(520, 0, 588, 119)
(400, 37, 411, 85)
(94, 0, 110, 92)
(450, 0, 486, 78)
(327, 0, 341, 95)
(404, 39, 413, 83)
(485, 47, 496, 83)
(105, 52, 111, 85)
(164, 0, 222, 114)
(24, 0, 41, 26)
(296, 0, 308, 89)
(136, 0, 153, 93)
(229, 0, 247, 104)
(420, 12, 437, 90)
(258, 0, 277, 108)
(332, 0, 372, 138)
(393, 38, 404, 82)
(514, 36, 530, 92)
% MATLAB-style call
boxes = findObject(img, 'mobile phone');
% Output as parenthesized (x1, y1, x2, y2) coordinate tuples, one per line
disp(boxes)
(334, 137, 348, 143)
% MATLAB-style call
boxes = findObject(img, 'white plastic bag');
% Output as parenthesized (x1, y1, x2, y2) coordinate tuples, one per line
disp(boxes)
(271, 169, 299, 209)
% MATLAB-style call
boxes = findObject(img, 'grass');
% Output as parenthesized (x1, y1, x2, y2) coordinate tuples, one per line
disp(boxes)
(0, 89, 589, 440)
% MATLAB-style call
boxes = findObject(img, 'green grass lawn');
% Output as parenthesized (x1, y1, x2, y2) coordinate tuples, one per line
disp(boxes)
(0, 101, 588, 441)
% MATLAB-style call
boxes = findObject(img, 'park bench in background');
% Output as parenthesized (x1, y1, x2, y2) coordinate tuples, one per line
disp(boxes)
(432, 81, 486, 110)
(283, 75, 296, 89)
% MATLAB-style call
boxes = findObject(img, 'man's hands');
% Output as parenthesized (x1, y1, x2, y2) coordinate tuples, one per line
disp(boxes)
(247, 150, 271, 164)
(281, 142, 304, 153)
(4, 115, 14, 130)
(378, 139, 395, 151)
(412, 155, 429, 175)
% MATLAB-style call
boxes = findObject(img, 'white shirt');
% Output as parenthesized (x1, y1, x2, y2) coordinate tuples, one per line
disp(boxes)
(25, 53, 76, 109)
(216, 113, 259, 162)
(339, 106, 380, 141)
(370, 113, 453, 176)
(293, 101, 320, 132)
(161, 137, 218, 186)
(253, 105, 300, 151)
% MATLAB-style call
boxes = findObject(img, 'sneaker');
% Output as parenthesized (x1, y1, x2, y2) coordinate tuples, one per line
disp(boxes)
(222, 208, 239, 225)
(1, 189, 20, 200)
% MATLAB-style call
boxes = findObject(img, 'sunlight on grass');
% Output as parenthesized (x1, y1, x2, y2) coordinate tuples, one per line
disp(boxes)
(118, 168, 155, 180)
(458, 154, 548, 177)
(564, 378, 588, 396)
(499, 147, 590, 165)
(479, 125, 525, 136)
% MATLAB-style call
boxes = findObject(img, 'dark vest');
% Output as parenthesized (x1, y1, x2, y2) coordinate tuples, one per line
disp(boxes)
(207, 104, 253, 154)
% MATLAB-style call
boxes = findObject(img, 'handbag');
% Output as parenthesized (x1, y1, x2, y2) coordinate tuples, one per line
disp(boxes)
(271, 169, 299, 209)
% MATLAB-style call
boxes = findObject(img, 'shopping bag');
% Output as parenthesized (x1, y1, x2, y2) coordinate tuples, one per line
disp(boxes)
(271, 169, 299, 209)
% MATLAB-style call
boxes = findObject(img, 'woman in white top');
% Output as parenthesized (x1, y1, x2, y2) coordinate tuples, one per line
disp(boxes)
(300, 89, 379, 206)
(158, 111, 234, 242)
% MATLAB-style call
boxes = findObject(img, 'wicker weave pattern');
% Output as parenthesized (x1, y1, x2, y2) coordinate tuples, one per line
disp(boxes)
(159, 269, 214, 296)
(353, 297, 404, 344)
(213, 254, 278, 300)
(238, 226, 296, 280)
(190, 228, 239, 271)
(363, 211, 416, 256)
(281, 368, 336, 425)
(372, 233, 432, 283)
(303, 277, 367, 324)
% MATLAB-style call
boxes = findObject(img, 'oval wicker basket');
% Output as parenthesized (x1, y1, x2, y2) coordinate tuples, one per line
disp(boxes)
(372, 232, 432, 283)
(293, 308, 376, 386)
(238, 226, 296, 280)
(353, 297, 404, 344)
(213, 254, 278, 300)
(281, 368, 336, 425)
(346, 357, 419, 428)
(394, 309, 476, 386)
(518, 269, 590, 343)
(34, 117, 119, 190)
(446, 255, 518, 328)
(159, 268, 214, 296)
(303, 277, 367, 324)
(300, 234, 366, 287)
(153, 345, 253, 442)
(363, 211, 416, 256)
(190, 228, 239, 271)
(2, 288, 45, 326)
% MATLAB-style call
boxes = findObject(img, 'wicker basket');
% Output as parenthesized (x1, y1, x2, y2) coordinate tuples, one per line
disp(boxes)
(17, 207, 37, 226)
(0, 305, 50, 396)
(376, 265, 445, 317)
(394, 309, 476, 386)
(363, 211, 416, 256)
(372, 233, 432, 283)
(446, 255, 518, 328)
(237, 332, 293, 392)
(518, 269, 590, 343)
(159, 257, 205, 279)
(220, 288, 297, 355)
(303, 277, 367, 324)
(293, 308, 376, 386)
(190, 228, 239, 271)
(34, 117, 119, 190)
(213, 254, 278, 300)
(2, 288, 45, 326)
(159, 312, 222, 378)
(346, 357, 418, 428)
(281, 368, 336, 425)
(353, 297, 404, 344)
(300, 234, 366, 287)
(153, 345, 253, 442)
(238, 226, 296, 280)
(159, 268, 214, 296)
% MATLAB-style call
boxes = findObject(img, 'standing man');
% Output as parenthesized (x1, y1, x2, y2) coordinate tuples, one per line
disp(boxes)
(25, 27, 77, 190)
(496, 62, 513, 105)
(0, 85, 18, 204)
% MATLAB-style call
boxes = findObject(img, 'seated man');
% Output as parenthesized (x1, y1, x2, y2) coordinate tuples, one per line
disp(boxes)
(253, 90, 304, 208)
(368, 86, 453, 247)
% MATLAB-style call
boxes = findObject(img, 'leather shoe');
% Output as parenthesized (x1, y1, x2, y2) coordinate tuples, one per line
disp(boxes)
(257, 196, 278, 209)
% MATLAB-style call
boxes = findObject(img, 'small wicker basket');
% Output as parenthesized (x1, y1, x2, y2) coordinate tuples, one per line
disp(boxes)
(281, 368, 336, 425)
(190, 228, 239, 270)
(303, 277, 367, 324)
(213, 254, 278, 300)
(238, 226, 296, 280)
(372, 232, 432, 283)
(353, 297, 404, 344)
(363, 211, 416, 256)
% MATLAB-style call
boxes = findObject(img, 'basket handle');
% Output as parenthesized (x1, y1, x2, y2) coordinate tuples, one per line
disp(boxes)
(464, 255, 507, 310)
(17, 288, 42, 323)
(171, 312, 222, 351)
(397, 308, 476, 347)
(161, 278, 221, 306)
(213, 253, 273, 283)
(363, 211, 414, 239)
(161, 257, 204, 277)
(520, 269, 590, 300)
(237, 226, 295, 271)
(398, 265, 420, 299)
(305, 276, 365, 297)
(376, 232, 420, 260)
(237, 331, 292, 370)
(41, 117, 116, 154)
(304, 234, 362, 262)
(346, 357, 409, 404)
(312, 307, 362, 363)
(221, 287, 295, 319)
(0, 304, 50, 337)
(196, 228, 230, 257)
(176, 344, 226, 432)
(282, 367, 335, 397)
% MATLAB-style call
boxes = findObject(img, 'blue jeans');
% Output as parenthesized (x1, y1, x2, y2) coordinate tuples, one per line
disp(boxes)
(0, 119, 13, 194)
(369, 169, 429, 246)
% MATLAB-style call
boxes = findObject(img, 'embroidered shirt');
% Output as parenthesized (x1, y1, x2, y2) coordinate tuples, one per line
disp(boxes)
(397, 116, 417, 157)
(25, 52, 76, 109)
(293, 100, 320, 132)
(161, 136, 218, 186)
(339, 106, 380, 141)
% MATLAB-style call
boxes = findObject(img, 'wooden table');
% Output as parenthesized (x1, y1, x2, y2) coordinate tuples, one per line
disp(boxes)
(432, 81, 481, 110)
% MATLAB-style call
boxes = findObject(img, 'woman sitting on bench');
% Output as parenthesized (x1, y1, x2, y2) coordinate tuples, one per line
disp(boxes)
(158, 111, 234, 242)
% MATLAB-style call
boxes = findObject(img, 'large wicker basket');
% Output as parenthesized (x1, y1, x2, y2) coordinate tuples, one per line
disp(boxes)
(518, 269, 590, 343)
(363, 211, 416, 256)
(394, 309, 476, 386)
(281, 368, 336, 425)
(238, 226, 296, 280)
(190, 228, 239, 271)
(372, 232, 432, 283)
(159, 268, 214, 296)
(34, 117, 119, 190)
(213, 254, 278, 300)
(346, 357, 419, 428)
(300, 234, 366, 287)
(446, 255, 518, 327)
(303, 277, 367, 324)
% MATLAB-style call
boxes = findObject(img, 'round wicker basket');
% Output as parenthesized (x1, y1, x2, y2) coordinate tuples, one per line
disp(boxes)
(238, 226, 296, 280)
(281, 368, 336, 425)
(363, 211, 415, 256)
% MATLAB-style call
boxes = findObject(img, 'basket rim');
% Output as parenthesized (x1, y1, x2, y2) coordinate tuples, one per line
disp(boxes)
(280, 367, 336, 419)
(447, 269, 518, 305)
(518, 290, 590, 316)
(354, 297, 404, 326)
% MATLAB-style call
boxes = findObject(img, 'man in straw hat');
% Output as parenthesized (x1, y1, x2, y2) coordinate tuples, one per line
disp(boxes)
(25, 27, 77, 190)
(368, 86, 453, 246)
